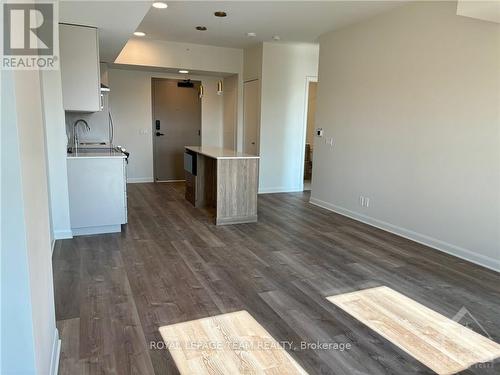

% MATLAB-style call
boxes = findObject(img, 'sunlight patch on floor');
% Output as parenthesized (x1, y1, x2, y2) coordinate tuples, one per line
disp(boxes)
(327, 286, 500, 375)
(159, 310, 308, 374)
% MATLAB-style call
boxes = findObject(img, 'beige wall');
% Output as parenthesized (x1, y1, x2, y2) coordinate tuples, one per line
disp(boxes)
(259, 42, 319, 193)
(108, 68, 224, 182)
(116, 39, 244, 153)
(243, 44, 263, 82)
(116, 39, 243, 74)
(311, 2, 500, 271)
(306, 81, 318, 146)
(223, 75, 238, 149)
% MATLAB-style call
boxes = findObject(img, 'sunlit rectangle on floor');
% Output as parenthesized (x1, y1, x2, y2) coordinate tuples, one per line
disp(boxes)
(159, 310, 308, 374)
(327, 286, 500, 375)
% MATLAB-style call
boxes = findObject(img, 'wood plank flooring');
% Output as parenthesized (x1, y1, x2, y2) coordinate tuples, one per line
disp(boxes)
(327, 286, 500, 375)
(53, 182, 500, 375)
(159, 310, 308, 374)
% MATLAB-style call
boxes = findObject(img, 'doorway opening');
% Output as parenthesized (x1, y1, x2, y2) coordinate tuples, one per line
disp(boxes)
(303, 79, 318, 191)
(152, 78, 201, 182)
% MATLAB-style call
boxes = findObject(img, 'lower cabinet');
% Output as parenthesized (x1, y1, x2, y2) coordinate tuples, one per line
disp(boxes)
(67, 157, 127, 235)
(185, 171, 196, 206)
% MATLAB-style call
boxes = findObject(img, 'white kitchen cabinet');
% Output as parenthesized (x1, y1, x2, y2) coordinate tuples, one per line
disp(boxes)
(67, 155, 127, 235)
(60, 24, 101, 112)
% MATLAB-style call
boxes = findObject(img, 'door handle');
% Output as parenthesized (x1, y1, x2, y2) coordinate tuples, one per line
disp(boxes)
(156, 132, 165, 136)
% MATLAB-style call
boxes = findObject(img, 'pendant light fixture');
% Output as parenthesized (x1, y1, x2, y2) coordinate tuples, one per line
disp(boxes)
(217, 80, 223, 96)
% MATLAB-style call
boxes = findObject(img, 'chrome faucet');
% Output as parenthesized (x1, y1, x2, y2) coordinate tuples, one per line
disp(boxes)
(73, 119, 90, 152)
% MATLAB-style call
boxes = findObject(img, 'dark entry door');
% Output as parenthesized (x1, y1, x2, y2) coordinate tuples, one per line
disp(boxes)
(152, 78, 201, 181)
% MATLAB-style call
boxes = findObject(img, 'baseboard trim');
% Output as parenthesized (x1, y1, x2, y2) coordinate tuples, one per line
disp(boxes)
(309, 197, 500, 273)
(49, 328, 61, 375)
(216, 215, 258, 225)
(127, 177, 154, 183)
(53, 229, 73, 240)
(259, 186, 303, 194)
(72, 224, 122, 236)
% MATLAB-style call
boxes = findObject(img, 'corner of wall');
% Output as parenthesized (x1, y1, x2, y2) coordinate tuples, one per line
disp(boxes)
(49, 328, 61, 375)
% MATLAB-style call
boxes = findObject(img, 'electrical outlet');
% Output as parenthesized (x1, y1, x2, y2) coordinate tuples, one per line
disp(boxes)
(359, 195, 370, 207)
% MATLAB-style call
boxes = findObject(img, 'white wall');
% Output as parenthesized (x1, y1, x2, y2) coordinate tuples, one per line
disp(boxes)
(41, 69, 73, 243)
(1, 70, 37, 375)
(258, 42, 319, 193)
(312, 2, 500, 271)
(108, 68, 224, 182)
(1, 69, 60, 374)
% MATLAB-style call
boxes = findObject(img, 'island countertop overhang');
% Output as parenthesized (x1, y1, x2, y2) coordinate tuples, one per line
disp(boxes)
(185, 146, 259, 160)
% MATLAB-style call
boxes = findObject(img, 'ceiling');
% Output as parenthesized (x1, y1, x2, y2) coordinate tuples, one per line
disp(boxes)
(59, 1, 153, 62)
(134, 1, 406, 49)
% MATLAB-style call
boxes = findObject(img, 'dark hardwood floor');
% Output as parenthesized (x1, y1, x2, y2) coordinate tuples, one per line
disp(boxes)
(53, 182, 500, 375)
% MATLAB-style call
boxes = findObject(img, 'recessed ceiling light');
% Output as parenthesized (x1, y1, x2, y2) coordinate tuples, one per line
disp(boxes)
(246, 32, 256, 37)
(152, 2, 168, 9)
(272, 35, 280, 41)
(134, 31, 146, 37)
(214, 11, 227, 17)
(179, 70, 189, 74)
(196, 26, 207, 31)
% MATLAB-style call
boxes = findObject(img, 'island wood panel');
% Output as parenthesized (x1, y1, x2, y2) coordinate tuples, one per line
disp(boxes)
(327, 286, 500, 375)
(159, 310, 308, 375)
(216, 158, 258, 225)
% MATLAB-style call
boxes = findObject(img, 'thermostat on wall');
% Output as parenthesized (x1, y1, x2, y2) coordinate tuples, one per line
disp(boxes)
(316, 128, 323, 137)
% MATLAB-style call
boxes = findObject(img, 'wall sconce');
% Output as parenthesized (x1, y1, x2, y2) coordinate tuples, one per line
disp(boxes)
(199, 84, 204, 99)
(217, 80, 223, 96)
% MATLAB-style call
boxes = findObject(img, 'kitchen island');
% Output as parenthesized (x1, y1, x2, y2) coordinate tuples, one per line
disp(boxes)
(184, 146, 259, 225)
(67, 148, 128, 235)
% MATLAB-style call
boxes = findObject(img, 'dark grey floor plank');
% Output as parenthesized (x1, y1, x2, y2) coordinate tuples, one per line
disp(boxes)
(53, 182, 500, 375)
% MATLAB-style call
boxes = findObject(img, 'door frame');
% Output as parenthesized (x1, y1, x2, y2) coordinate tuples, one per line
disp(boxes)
(242, 78, 260, 155)
(151, 77, 202, 182)
(299, 76, 318, 191)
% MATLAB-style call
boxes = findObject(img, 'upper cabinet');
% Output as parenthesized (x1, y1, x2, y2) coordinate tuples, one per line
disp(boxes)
(59, 24, 101, 112)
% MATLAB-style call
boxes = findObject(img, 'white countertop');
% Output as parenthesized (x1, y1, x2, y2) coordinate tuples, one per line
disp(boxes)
(185, 146, 259, 160)
(67, 148, 126, 159)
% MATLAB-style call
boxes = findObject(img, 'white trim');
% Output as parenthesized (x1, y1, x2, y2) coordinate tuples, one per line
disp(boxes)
(53, 229, 73, 240)
(49, 328, 61, 375)
(259, 186, 303, 194)
(72, 224, 122, 236)
(127, 177, 154, 183)
(309, 197, 500, 273)
(298, 76, 318, 192)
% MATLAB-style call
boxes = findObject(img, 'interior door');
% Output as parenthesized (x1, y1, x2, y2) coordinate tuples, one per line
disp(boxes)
(152, 78, 201, 181)
(243, 80, 260, 155)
